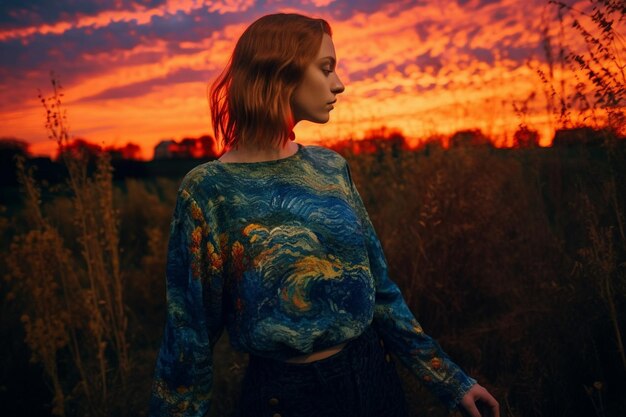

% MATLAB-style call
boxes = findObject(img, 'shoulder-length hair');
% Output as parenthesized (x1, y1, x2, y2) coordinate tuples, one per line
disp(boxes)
(208, 13, 332, 151)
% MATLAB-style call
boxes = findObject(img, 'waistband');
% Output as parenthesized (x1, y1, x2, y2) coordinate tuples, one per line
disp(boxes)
(247, 324, 383, 383)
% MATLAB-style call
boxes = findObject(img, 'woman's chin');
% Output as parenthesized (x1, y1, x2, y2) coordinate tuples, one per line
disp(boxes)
(299, 111, 331, 124)
(313, 113, 331, 123)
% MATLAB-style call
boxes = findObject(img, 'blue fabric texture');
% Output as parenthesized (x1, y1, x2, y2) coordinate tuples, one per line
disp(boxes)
(148, 143, 477, 416)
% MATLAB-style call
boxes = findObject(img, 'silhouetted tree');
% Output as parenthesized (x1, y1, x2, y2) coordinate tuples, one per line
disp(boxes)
(552, 126, 608, 147)
(55, 137, 102, 162)
(513, 126, 540, 148)
(329, 126, 409, 159)
(415, 134, 445, 156)
(168, 137, 198, 158)
(105, 142, 142, 160)
(449, 129, 493, 148)
(0, 137, 30, 159)
(0, 137, 31, 186)
(198, 134, 219, 158)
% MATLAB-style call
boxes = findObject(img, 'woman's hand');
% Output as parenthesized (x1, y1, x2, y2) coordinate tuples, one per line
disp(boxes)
(458, 383, 500, 417)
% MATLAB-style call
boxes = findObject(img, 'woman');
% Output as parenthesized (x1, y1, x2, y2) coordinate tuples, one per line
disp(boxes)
(149, 12, 499, 417)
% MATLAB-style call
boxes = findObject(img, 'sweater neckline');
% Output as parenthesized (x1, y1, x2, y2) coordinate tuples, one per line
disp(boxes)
(214, 143, 303, 166)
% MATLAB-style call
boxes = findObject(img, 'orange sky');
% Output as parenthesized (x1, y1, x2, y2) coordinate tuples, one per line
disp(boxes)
(0, 0, 622, 160)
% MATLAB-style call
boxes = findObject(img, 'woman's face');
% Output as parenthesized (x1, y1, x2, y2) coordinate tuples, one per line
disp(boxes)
(291, 33, 345, 124)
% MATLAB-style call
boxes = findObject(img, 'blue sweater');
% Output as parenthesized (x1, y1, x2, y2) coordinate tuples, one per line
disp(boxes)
(149, 143, 477, 416)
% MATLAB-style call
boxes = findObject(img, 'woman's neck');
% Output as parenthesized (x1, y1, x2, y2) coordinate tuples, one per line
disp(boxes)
(218, 141, 299, 163)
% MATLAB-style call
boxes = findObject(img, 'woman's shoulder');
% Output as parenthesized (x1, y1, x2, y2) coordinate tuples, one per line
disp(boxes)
(177, 161, 223, 197)
(303, 144, 347, 166)
(175, 144, 348, 196)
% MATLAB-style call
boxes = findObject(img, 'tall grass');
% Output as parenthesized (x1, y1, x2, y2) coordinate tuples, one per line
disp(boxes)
(534, 0, 625, 135)
(4, 72, 130, 416)
(1, 2, 625, 416)
(343, 137, 625, 417)
(535, 0, 626, 381)
(2, 102, 624, 417)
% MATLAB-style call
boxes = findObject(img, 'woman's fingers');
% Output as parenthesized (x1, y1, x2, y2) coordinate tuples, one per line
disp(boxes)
(462, 400, 482, 417)
(460, 383, 500, 417)
(484, 393, 500, 417)
(477, 386, 500, 417)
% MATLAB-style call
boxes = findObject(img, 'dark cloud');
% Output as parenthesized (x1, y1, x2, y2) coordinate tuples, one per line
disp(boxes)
(348, 60, 390, 81)
(504, 43, 543, 63)
(414, 20, 439, 43)
(456, 0, 500, 7)
(325, 0, 407, 21)
(72, 66, 212, 103)
(0, 7, 249, 74)
(348, 52, 444, 82)
(0, 20, 144, 72)
(0, 0, 396, 76)
(499, 32, 522, 45)
(0, 0, 167, 30)
(142, 8, 245, 43)
(415, 48, 443, 74)
(472, 47, 495, 65)
(465, 26, 482, 45)
(492, 7, 509, 21)
(413, 82, 438, 94)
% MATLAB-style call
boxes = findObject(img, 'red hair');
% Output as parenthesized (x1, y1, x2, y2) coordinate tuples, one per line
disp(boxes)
(208, 13, 332, 151)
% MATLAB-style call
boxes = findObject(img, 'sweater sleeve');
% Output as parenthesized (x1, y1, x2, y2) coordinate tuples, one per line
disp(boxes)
(149, 185, 225, 417)
(342, 160, 477, 411)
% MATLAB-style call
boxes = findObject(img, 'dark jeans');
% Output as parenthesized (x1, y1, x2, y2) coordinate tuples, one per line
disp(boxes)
(235, 325, 409, 417)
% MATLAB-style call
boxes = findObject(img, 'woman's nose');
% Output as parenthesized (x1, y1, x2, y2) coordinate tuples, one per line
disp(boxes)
(332, 75, 345, 95)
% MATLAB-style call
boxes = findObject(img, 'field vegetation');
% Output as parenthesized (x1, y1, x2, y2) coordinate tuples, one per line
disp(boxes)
(0, 1, 624, 416)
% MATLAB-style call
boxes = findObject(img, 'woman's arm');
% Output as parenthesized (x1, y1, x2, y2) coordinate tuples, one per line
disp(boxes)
(342, 160, 478, 412)
(149, 185, 225, 417)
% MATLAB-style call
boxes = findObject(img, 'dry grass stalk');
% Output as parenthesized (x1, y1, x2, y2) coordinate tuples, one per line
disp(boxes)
(576, 189, 626, 373)
(4, 71, 131, 416)
(536, 1, 626, 376)
(535, 1, 625, 133)
(9, 155, 91, 415)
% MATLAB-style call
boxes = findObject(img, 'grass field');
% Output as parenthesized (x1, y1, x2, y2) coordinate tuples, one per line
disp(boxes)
(1, 137, 624, 417)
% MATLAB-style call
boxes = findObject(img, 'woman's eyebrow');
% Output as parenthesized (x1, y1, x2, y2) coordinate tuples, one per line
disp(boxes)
(318, 56, 336, 65)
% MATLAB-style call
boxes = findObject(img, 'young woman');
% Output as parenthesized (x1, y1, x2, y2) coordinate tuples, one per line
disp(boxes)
(149, 12, 500, 417)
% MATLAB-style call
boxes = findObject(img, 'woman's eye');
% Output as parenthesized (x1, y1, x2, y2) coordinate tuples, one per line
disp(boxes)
(322, 68, 332, 75)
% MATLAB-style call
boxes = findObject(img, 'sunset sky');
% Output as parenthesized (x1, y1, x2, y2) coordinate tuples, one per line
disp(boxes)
(0, 0, 617, 160)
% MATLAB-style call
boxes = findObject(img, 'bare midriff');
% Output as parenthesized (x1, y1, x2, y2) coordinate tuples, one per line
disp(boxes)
(283, 341, 348, 363)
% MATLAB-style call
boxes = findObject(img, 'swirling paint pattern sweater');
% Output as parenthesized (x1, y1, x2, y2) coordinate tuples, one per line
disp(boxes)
(149, 143, 477, 416)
